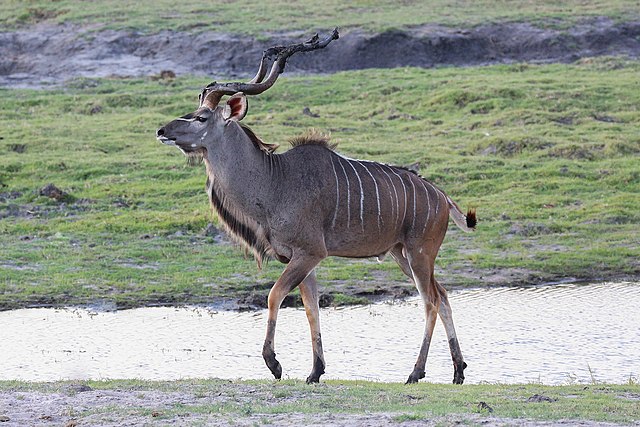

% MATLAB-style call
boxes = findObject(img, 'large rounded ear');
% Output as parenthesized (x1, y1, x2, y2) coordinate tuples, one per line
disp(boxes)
(222, 93, 248, 122)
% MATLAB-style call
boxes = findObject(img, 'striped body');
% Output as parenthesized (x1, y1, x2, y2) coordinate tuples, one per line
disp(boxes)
(200, 139, 467, 266)
(325, 151, 448, 257)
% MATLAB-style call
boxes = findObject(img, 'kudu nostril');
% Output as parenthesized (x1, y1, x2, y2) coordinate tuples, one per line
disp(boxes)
(156, 128, 165, 137)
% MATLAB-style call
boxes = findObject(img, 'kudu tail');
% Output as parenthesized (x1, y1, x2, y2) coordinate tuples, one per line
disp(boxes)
(447, 196, 476, 232)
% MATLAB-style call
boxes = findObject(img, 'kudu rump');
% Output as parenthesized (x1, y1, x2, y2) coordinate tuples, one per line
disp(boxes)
(157, 29, 476, 384)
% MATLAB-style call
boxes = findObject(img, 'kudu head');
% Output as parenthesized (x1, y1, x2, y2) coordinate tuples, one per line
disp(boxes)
(156, 91, 249, 159)
(156, 29, 339, 158)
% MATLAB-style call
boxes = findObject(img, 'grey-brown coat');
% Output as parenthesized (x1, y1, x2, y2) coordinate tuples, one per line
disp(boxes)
(156, 31, 475, 384)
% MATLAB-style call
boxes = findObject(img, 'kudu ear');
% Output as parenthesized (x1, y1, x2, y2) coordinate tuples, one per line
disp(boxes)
(223, 93, 248, 122)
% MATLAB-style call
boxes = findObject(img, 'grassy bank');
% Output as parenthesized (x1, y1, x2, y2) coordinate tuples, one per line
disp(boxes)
(1, 58, 639, 310)
(1, 0, 639, 34)
(0, 379, 638, 425)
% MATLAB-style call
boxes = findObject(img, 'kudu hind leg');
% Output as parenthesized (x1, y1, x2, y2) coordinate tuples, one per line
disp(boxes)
(436, 281, 467, 384)
(263, 255, 322, 380)
(394, 246, 466, 384)
(405, 250, 440, 384)
(299, 270, 325, 383)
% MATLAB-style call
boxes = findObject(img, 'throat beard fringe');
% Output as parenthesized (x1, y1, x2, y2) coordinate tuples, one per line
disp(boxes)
(185, 150, 205, 166)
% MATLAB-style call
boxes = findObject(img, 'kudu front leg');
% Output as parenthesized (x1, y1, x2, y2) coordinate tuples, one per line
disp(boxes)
(263, 255, 322, 380)
(299, 270, 325, 383)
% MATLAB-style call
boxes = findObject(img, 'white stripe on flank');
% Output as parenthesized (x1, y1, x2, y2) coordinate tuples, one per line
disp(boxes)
(330, 157, 341, 229)
(359, 161, 382, 231)
(345, 160, 365, 231)
(336, 157, 351, 228)
(428, 182, 443, 215)
(409, 177, 417, 229)
(387, 166, 408, 229)
(420, 180, 431, 235)
(377, 164, 399, 227)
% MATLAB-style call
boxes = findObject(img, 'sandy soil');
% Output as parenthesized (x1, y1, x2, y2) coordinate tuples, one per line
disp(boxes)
(1, 17, 639, 88)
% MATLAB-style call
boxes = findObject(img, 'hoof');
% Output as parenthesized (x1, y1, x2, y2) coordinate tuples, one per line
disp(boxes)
(453, 361, 467, 385)
(405, 368, 425, 384)
(263, 349, 283, 380)
(305, 356, 325, 384)
(305, 375, 320, 384)
(271, 362, 283, 380)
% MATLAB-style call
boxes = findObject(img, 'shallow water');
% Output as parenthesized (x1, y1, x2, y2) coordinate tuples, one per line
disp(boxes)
(1, 282, 638, 384)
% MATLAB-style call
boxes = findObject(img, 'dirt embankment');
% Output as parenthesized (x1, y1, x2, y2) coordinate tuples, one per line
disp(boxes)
(1, 17, 639, 87)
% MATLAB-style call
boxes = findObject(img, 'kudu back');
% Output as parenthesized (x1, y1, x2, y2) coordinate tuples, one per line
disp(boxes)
(157, 30, 476, 384)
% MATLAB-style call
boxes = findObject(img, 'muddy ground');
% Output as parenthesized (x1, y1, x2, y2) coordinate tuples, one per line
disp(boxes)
(1, 17, 640, 87)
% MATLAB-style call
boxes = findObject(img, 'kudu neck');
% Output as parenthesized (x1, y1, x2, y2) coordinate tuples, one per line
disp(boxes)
(204, 122, 275, 220)
(208, 122, 272, 174)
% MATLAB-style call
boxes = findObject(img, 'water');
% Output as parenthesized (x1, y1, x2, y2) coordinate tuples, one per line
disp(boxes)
(1, 282, 639, 384)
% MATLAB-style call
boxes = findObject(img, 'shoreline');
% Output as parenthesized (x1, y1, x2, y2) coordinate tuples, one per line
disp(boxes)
(1, 273, 636, 312)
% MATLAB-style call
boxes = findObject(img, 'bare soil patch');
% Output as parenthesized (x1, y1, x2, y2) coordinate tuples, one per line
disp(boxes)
(1, 17, 639, 87)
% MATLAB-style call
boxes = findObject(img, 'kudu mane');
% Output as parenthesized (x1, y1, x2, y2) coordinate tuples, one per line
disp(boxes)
(289, 130, 337, 151)
(240, 123, 279, 154)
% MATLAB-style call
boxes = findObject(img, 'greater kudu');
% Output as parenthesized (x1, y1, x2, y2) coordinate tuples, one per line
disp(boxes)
(156, 29, 476, 384)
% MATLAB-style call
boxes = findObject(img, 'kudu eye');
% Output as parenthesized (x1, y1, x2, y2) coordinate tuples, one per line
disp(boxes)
(196, 116, 207, 123)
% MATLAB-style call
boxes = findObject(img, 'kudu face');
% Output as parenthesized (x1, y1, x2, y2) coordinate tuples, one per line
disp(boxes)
(156, 93, 248, 155)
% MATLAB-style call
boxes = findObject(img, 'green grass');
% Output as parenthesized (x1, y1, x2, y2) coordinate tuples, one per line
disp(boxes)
(0, 0, 639, 34)
(1, 379, 639, 424)
(1, 58, 639, 309)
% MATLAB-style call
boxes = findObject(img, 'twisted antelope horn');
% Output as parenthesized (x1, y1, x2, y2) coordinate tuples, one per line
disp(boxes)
(199, 28, 339, 109)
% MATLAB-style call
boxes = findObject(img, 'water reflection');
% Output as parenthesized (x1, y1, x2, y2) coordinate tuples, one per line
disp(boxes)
(1, 282, 638, 384)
